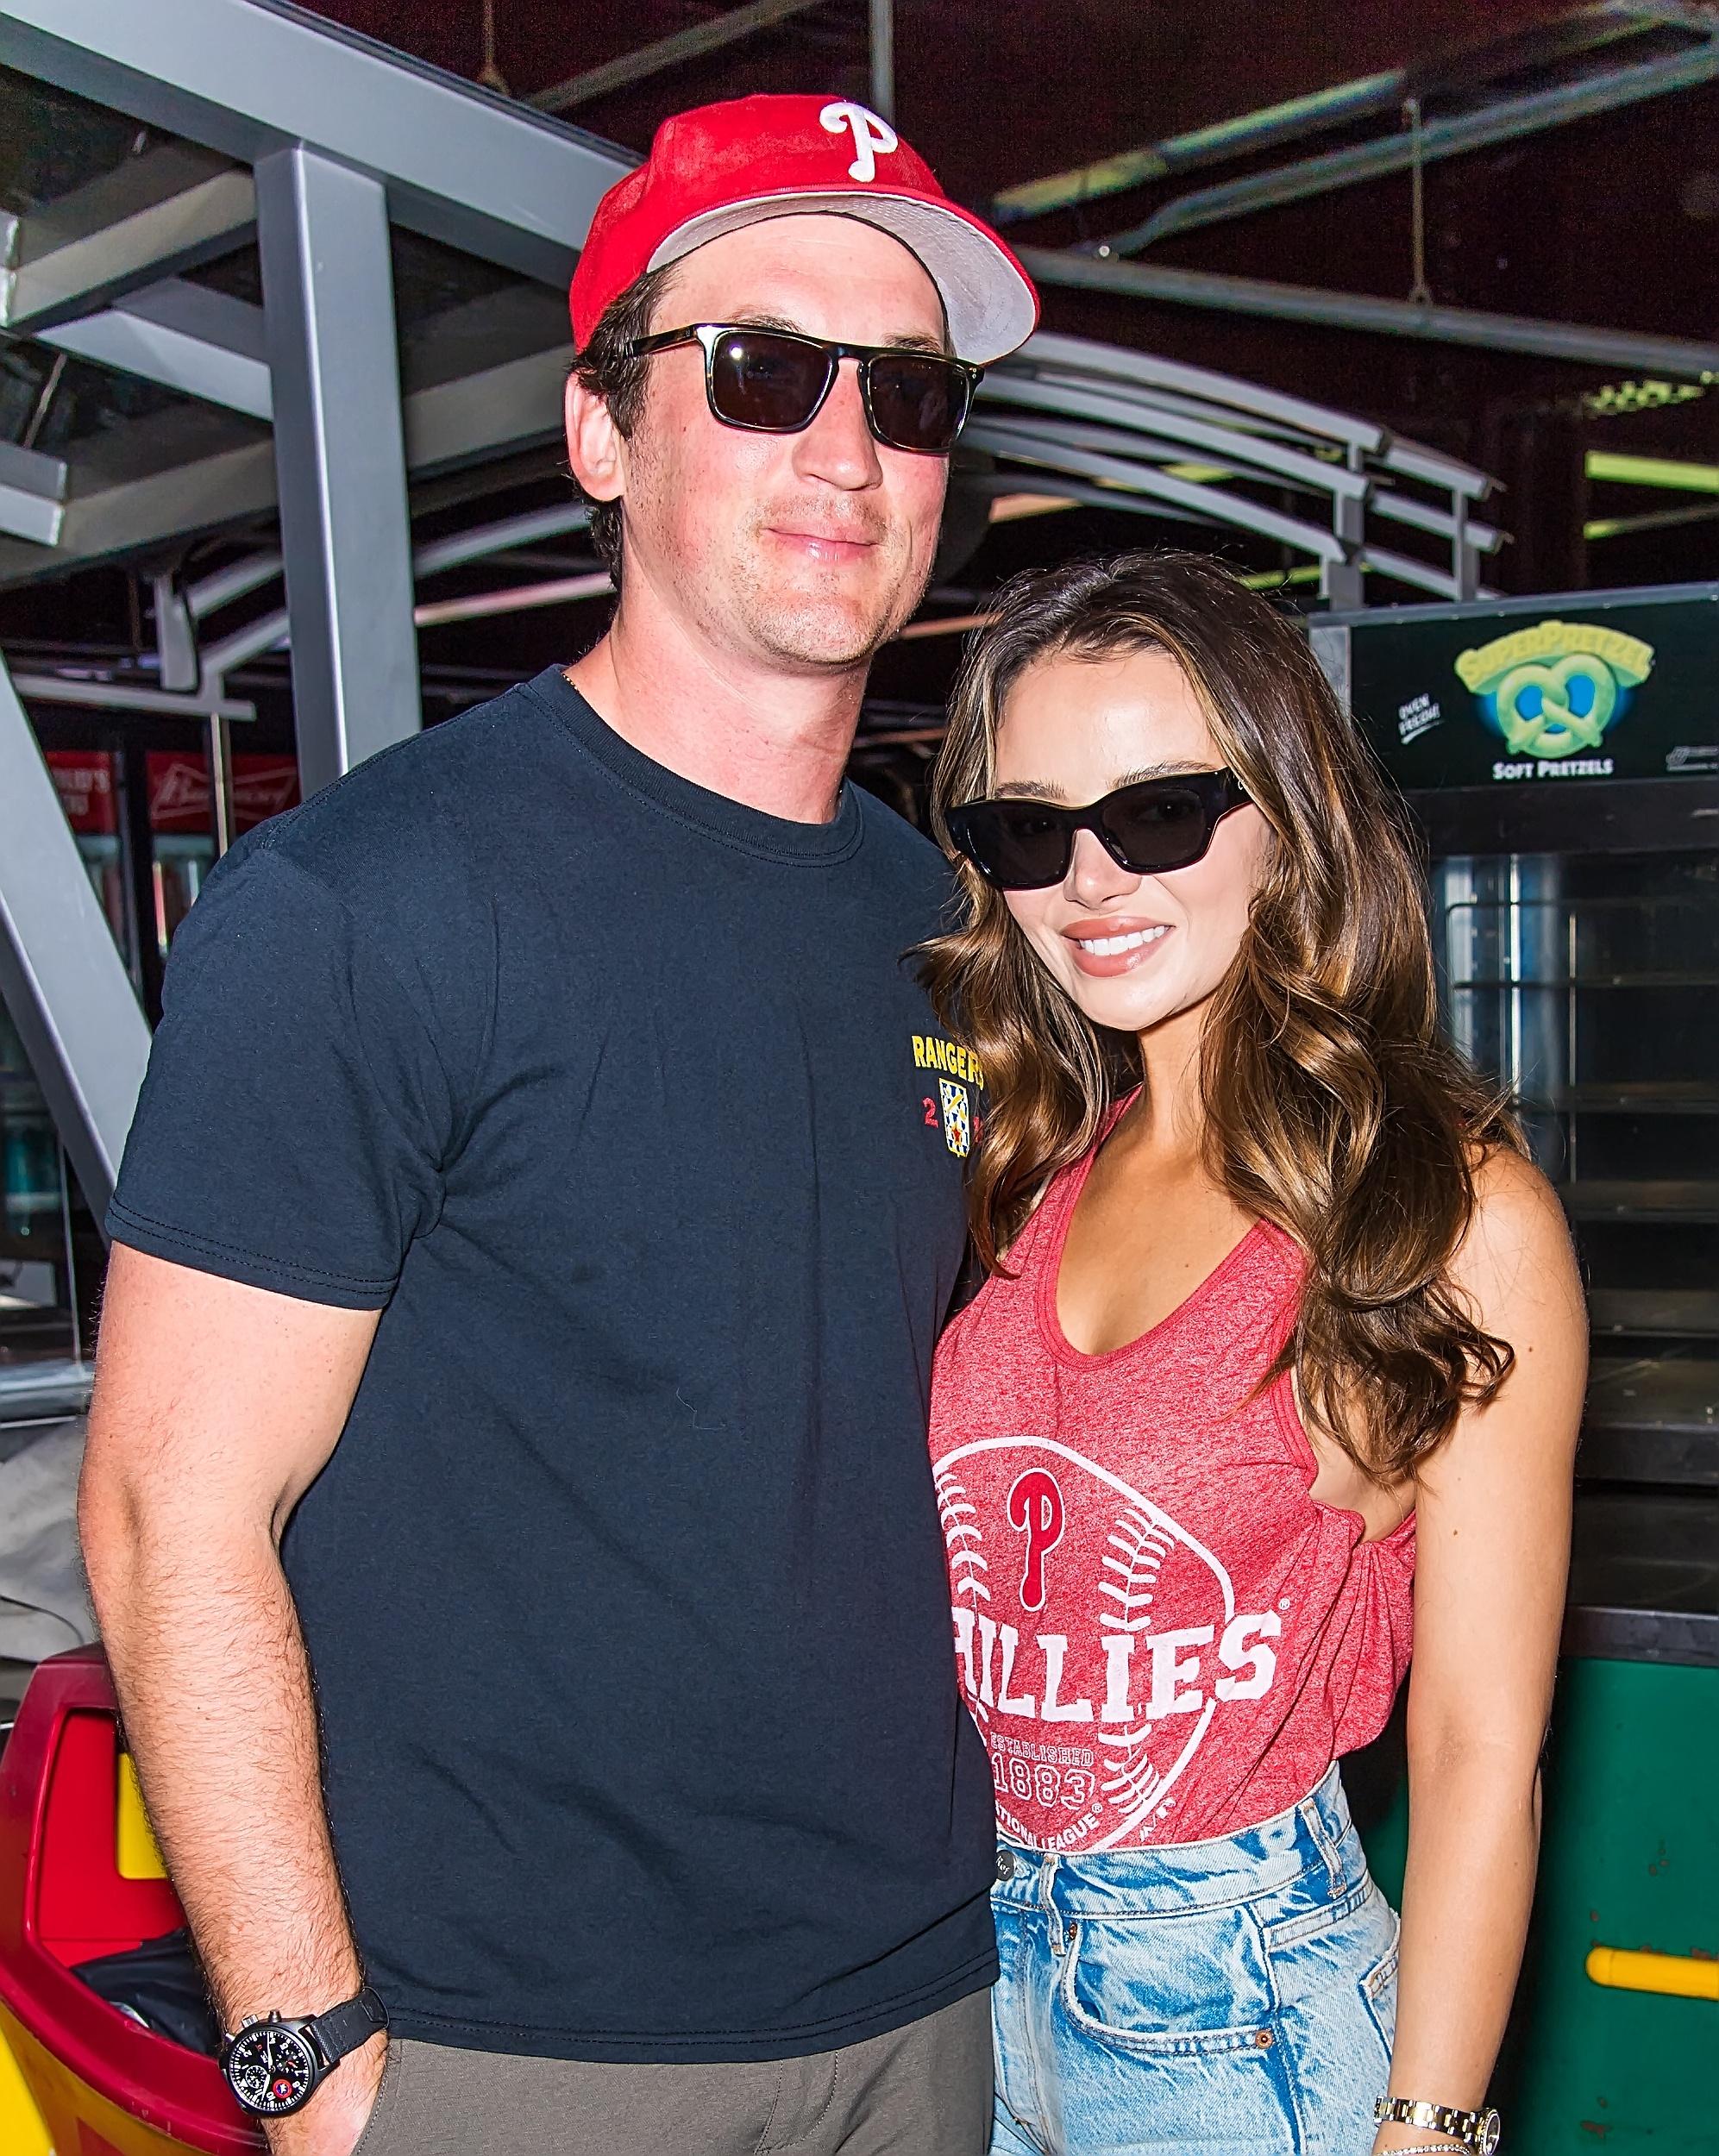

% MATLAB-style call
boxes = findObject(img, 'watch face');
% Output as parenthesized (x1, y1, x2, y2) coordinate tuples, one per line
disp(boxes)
(1479, 2111, 1503, 2156)
(224, 2021, 319, 2115)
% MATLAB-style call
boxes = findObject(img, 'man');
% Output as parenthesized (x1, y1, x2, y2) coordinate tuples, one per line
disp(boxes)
(79, 93, 1038, 2156)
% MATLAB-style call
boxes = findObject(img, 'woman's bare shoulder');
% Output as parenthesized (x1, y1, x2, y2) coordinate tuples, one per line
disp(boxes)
(1453, 1143, 1583, 1333)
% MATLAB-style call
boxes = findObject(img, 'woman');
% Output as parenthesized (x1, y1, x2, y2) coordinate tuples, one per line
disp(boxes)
(920, 553, 1585, 2156)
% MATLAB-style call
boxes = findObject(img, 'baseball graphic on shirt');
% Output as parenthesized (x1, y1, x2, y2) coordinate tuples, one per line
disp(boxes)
(936, 1436, 1281, 1852)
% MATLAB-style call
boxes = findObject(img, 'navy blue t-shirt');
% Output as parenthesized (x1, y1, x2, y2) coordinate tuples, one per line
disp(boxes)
(109, 668, 997, 2061)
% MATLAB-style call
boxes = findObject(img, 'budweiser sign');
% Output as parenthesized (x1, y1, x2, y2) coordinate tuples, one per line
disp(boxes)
(147, 753, 301, 835)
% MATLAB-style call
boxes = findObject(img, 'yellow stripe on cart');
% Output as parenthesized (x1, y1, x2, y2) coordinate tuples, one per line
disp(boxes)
(1586, 1946, 1719, 2002)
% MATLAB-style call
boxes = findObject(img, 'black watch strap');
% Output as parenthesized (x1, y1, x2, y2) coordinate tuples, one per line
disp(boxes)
(306, 1985, 388, 2069)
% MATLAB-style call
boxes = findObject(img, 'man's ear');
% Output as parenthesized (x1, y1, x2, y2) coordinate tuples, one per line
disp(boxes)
(565, 373, 624, 504)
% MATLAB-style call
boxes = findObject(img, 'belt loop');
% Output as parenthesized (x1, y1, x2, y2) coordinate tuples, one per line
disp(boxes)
(1301, 1782, 1348, 1896)
(1041, 1850, 1063, 1949)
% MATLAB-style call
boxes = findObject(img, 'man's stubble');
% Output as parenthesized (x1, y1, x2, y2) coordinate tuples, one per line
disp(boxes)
(622, 421, 944, 674)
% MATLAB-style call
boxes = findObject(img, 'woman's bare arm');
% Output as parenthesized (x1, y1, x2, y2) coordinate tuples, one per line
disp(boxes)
(1374, 1149, 1587, 2151)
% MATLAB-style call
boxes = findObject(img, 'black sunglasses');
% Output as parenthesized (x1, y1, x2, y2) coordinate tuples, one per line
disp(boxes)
(620, 323, 982, 455)
(946, 769, 1252, 891)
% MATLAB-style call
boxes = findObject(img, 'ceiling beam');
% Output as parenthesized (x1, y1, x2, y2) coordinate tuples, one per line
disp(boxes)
(1018, 248, 1719, 384)
(982, 372, 1371, 500)
(963, 416, 1346, 561)
(9, 673, 255, 720)
(0, 0, 635, 289)
(994, 69, 1406, 224)
(0, 320, 573, 591)
(991, 4, 1673, 224)
(39, 277, 272, 418)
(0, 439, 66, 546)
(1017, 328, 1384, 453)
(1097, 37, 1719, 255)
(200, 505, 601, 675)
(530, 0, 826, 113)
(413, 568, 610, 629)
(1, 142, 255, 332)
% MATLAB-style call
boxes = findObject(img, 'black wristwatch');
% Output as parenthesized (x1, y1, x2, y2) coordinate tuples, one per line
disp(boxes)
(220, 1986, 387, 2117)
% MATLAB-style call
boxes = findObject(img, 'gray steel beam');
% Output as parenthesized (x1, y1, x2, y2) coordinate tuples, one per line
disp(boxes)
(199, 503, 599, 680)
(1100, 41, 1719, 255)
(1371, 489, 1503, 554)
(1361, 542, 1496, 604)
(10, 674, 255, 720)
(995, 70, 1407, 223)
(0, 327, 571, 592)
(0, 0, 635, 289)
(1017, 248, 1719, 385)
(530, 0, 826, 113)
(963, 417, 1346, 561)
(982, 373, 1371, 499)
(151, 570, 198, 692)
(413, 567, 610, 630)
(956, 471, 1203, 526)
(2, 143, 255, 333)
(1016, 329, 1384, 453)
(188, 549, 283, 620)
(989, 2, 1664, 224)
(41, 278, 272, 419)
(188, 501, 592, 634)
(256, 145, 419, 797)
(1379, 438, 1493, 498)
(0, 441, 66, 546)
(0, 434, 280, 592)
(412, 501, 591, 580)
(0, 651, 153, 1227)
(400, 344, 568, 479)
(869, 0, 895, 124)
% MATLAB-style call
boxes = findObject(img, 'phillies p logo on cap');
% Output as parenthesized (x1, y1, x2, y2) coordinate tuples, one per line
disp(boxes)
(569, 92, 1038, 366)
(819, 100, 899, 182)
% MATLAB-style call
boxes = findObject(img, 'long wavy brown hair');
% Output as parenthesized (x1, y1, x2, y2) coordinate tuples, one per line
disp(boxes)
(919, 551, 1523, 1484)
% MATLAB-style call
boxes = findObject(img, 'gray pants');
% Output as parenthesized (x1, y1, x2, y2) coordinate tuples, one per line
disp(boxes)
(350, 1991, 992, 2156)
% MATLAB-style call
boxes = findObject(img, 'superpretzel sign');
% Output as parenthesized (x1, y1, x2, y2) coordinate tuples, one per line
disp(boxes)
(1345, 586, 1719, 789)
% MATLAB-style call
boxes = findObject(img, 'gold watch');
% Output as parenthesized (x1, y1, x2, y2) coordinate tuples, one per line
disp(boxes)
(1374, 2097, 1503, 2154)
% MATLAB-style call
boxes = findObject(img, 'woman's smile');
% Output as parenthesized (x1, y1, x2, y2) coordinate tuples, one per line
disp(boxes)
(1063, 917, 1173, 975)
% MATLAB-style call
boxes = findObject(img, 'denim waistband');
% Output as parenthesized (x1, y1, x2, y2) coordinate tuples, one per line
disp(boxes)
(993, 1764, 1366, 1921)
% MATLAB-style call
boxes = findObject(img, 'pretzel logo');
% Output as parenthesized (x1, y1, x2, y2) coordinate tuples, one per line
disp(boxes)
(819, 100, 899, 183)
(1455, 619, 1654, 761)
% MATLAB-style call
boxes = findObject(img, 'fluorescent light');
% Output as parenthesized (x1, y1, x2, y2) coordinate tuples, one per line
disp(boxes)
(1584, 501, 1719, 541)
(1239, 564, 1322, 591)
(1585, 452, 1719, 494)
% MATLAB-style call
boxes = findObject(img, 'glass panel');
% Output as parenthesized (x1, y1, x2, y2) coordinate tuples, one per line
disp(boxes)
(0, 996, 83, 1418)
(1432, 849, 1719, 1487)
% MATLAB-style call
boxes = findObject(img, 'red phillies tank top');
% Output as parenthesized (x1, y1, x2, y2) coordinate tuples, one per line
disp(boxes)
(929, 1111, 1415, 1853)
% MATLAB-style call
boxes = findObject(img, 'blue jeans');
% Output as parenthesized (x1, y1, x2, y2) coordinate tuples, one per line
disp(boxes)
(989, 1766, 1398, 2156)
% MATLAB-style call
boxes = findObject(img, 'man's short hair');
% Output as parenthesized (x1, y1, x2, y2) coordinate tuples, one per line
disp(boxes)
(569, 260, 679, 580)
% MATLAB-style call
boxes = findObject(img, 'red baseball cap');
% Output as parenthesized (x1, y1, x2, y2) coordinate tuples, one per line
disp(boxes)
(570, 93, 1038, 366)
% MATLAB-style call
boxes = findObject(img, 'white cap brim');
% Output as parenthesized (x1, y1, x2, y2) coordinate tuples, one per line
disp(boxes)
(648, 191, 1038, 365)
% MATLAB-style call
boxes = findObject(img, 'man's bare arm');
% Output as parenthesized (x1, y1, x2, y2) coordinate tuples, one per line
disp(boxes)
(79, 1244, 383, 2155)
